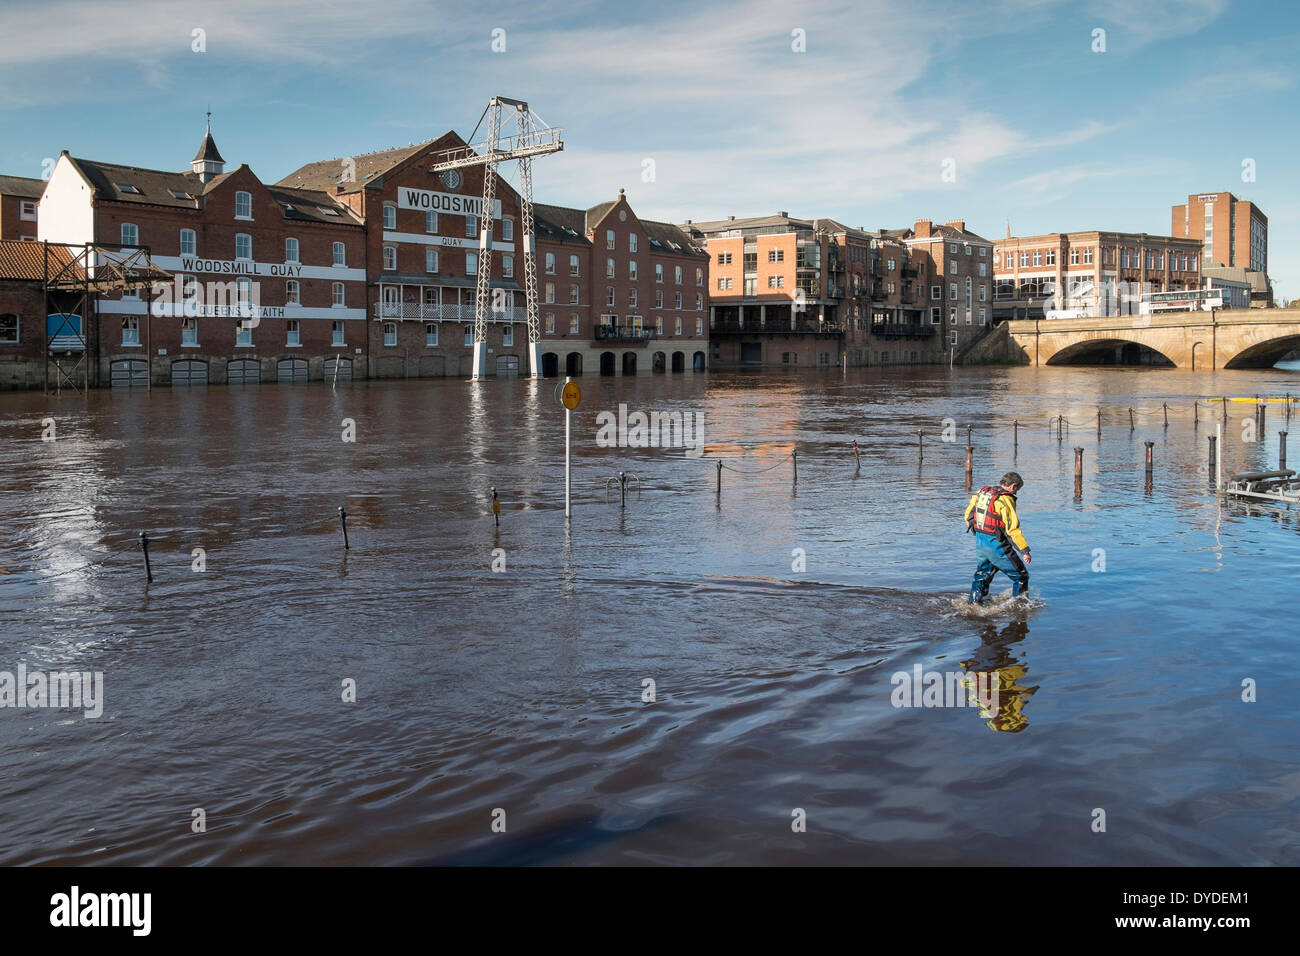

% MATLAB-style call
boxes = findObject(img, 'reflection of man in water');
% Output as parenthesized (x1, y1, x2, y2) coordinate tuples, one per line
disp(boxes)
(961, 619, 1036, 733)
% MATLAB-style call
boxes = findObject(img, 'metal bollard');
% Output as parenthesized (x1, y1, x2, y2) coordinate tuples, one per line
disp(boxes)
(1074, 446, 1084, 479)
(1097, 407, 1102, 440)
(917, 429, 923, 464)
(966, 424, 973, 446)
(619, 472, 627, 508)
(1129, 408, 1135, 432)
(1163, 402, 1168, 428)
(339, 506, 350, 550)
(1208, 434, 1217, 476)
(853, 439, 861, 468)
(716, 459, 722, 495)
(1222, 396, 1228, 423)
(1013, 419, 1019, 451)
(792, 449, 798, 483)
(1194, 401, 1198, 425)
(139, 530, 153, 582)
(1144, 440, 1154, 477)
(1280, 431, 1288, 471)
(965, 444, 973, 490)
(491, 487, 500, 527)
(1259, 401, 1267, 433)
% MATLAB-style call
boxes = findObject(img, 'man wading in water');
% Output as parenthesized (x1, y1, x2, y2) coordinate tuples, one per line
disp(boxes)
(965, 471, 1031, 604)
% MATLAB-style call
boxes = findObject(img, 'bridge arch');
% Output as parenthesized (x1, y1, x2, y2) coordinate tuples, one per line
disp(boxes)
(1222, 334, 1300, 369)
(1046, 337, 1175, 367)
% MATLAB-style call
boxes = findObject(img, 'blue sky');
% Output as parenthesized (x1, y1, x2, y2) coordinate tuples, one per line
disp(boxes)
(1, 0, 1296, 299)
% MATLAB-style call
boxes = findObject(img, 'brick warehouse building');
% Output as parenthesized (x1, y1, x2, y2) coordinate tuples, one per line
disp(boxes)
(0, 240, 84, 389)
(683, 214, 981, 368)
(38, 123, 369, 386)
(992, 230, 1203, 322)
(279, 131, 531, 378)
(0, 175, 43, 242)
(533, 189, 708, 377)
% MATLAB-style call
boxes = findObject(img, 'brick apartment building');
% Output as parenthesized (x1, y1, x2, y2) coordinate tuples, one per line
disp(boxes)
(684, 214, 985, 368)
(1171, 191, 1271, 306)
(0, 175, 42, 242)
(533, 189, 708, 376)
(899, 219, 995, 356)
(38, 123, 369, 386)
(992, 230, 1203, 322)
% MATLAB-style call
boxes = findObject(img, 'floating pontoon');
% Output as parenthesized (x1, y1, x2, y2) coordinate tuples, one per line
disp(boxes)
(1222, 469, 1300, 505)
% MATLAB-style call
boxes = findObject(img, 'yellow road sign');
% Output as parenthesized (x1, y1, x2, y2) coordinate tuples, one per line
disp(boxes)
(561, 381, 581, 410)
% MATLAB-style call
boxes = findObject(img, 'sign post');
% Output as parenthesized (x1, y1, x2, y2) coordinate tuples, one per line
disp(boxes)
(556, 377, 581, 518)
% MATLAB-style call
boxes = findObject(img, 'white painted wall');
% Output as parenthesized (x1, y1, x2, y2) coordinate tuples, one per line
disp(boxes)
(37, 155, 95, 246)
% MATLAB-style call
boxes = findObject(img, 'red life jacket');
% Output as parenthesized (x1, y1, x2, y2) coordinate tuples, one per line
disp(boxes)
(970, 485, 1013, 536)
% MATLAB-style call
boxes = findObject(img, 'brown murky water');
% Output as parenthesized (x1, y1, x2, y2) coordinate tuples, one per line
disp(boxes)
(2, 362, 1298, 865)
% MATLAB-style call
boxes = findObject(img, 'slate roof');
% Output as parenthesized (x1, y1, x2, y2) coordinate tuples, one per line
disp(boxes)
(192, 125, 225, 164)
(276, 140, 435, 195)
(0, 175, 45, 199)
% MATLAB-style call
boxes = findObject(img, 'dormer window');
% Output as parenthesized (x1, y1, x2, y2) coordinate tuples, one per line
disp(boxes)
(116, 183, 140, 195)
(235, 191, 252, 220)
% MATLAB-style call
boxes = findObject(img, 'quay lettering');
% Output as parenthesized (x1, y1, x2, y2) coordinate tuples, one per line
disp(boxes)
(595, 403, 705, 458)
(149, 276, 280, 320)
(49, 886, 150, 936)
(0, 665, 103, 718)
(176, 256, 304, 277)
(890, 663, 1000, 718)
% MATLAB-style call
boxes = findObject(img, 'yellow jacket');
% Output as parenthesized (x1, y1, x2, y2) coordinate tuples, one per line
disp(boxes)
(965, 489, 1029, 551)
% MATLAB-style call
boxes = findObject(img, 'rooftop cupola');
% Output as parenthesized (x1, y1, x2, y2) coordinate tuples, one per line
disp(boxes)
(191, 116, 225, 183)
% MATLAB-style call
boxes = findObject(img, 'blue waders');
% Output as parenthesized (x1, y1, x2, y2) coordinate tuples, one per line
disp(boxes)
(970, 531, 1029, 604)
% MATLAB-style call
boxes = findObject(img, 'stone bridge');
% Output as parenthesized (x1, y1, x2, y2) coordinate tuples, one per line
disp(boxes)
(963, 308, 1300, 369)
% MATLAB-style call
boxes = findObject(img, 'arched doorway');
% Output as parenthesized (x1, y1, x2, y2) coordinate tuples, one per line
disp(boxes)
(671, 351, 685, 373)
(541, 352, 559, 377)
(693, 351, 705, 372)
(622, 352, 637, 376)
(652, 351, 666, 373)
(599, 351, 616, 376)
(566, 352, 583, 376)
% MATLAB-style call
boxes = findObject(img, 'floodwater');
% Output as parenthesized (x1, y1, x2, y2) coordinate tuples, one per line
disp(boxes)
(1, 361, 1298, 866)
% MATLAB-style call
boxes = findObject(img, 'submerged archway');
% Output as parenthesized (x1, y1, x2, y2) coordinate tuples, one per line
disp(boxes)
(1047, 338, 1175, 367)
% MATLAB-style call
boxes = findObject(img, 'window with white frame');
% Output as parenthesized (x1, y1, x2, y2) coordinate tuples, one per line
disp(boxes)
(949, 261, 956, 275)
(333, 242, 346, 266)
(332, 282, 345, 306)
(717, 277, 732, 290)
(235, 191, 252, 219)
(654, 290, 663, 308)
(383, 322, 397, 346)
(123, 316, 141, 345)
(286, 279, 300, 304)
(1019, 252, 1030, 267)
(606, 229, 615, 250)
(569, 313, 580, 334)
(545, 252, 555, 274)
(931, 307, 941, 325)
(286, 319, 301, 346)
(695, 317, 703, 335)
(629, 233, 637, 253)
(19, 201, 36, 221)
(979, 284, 987, 301)
(332, 320, 345, 346)
(569, 285, 579, 304)
(888, 259, 896, 271)
(696, 267, 703, 285)
(717, 252, 732, 265)
(569, 254, 580, 276)
(655, 263, 664, 283)
(466, 214, 477, 238)
(236, 322, 252, 347)
(502, 325, 514, 347)
(503, 255, 514, 278)
(425, 211, 438, 234)
(949, 244, 958, 253)
(675, 292, 682, 309)
(181, 317, 198, 346)
(501, 218, 513, 241)
(236, 233, 252, 260)
(121, 222, 139, 247)
(426, 249, 438, 273)
(978, 309, 986, 326)
(607, 287, 616, 307)
(544, 313, 555, 334)
(654, 316, 664, 335)
(950, 282, 958, 299)
(425, 322, 438, 346)
(383, 204, 396, 229)
(696, 293, 704, 311)
(931, 285, 941, 299)
(629, 261, 638, 280)
(466, 252, 477, 275)
(285, 237, 299, 262)
(1069, 249, 1079, 265)
(629, 289, 638, 307)
(180, 228, 196, 256)
(674, 316, 682, 335)
(606, 257, 615, 278)
(463, 325, 473, 347)
(545, 282, 555, 304)
(674, 265, 683, 284)
(964, 245, 972, 256)
(381, 246, 396, 270)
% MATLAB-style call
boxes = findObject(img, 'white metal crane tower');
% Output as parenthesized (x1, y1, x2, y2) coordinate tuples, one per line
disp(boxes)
(428, 97, 563, 380)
